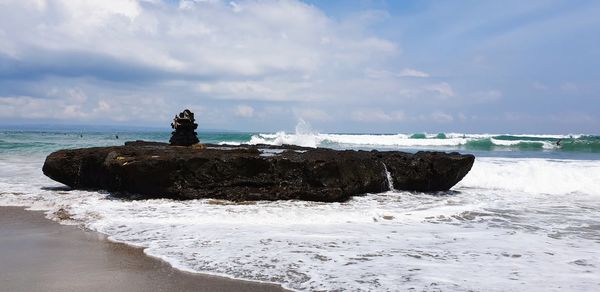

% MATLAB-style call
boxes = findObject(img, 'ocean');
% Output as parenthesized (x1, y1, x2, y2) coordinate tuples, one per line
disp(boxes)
(1, 128, 599, 291)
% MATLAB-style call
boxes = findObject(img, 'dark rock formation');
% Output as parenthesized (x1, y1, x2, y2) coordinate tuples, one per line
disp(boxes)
(42, 141, 475, 202)
(169, 109, 199, 146)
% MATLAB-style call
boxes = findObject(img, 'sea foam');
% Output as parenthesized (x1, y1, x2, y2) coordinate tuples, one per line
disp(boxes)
(459, 157, 600, 195)
(244, 131, 599, 153)
(1, 153, 599, 291)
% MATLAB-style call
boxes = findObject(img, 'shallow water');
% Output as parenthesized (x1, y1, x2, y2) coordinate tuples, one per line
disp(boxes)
(1, 130, 599, 291)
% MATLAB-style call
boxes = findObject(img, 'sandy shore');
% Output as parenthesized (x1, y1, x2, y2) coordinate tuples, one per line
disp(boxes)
(0, 206, 288, 292)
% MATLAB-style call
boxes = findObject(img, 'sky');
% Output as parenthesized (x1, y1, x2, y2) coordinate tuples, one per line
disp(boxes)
(0, 0, 599, 134)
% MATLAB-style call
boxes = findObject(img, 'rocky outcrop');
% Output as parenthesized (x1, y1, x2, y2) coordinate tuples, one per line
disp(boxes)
(42, 141, 475, 202)
(169, 109, 200, 146)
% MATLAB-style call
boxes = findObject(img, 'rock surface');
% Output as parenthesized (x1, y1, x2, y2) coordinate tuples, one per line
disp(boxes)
(169, 109, 200, 146)
(42, 141, 475, 202)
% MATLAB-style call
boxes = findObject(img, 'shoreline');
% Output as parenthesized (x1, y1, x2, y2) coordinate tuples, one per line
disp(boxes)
(0, 206, 288, 292)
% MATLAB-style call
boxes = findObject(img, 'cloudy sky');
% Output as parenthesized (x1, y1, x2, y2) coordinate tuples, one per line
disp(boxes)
(0, 0, 598, 133)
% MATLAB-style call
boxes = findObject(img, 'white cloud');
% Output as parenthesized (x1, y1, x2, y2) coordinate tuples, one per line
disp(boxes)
(0, 95, 88, 119)
(0, 88, 174, 123)
(424, 82, 455, 98)
(352, 109, 405, 122)
(0, 0, 398, 77)
(560, 82, 579, 93)
(62, 104, 88, 119)
(501, 111, 596, 124)
(351, 109, 456, 124)
(471, 90, 502, 103)
(293, 108, 331, 121)
(94, 100, 112, 113)
(234, 105, 254, 118)
(398, 68, 429, 78)
(0, 0, 520, 132)
(365, 68, 429, 79)
(532, 82, 548, 91)
(429, 111, 454, 123)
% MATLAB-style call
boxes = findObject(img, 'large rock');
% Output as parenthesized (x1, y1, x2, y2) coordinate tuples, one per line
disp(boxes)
(169, 109, 200, 146)
(42, 141, 474, 202)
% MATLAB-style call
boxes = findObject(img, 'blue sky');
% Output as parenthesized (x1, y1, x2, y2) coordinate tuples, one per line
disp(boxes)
(0, 0, 598, 133)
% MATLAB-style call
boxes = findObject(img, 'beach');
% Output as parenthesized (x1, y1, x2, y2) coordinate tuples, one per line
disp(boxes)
(0, 206, 287, 292)
(1, 0, 599, 290)
(1, 131, 599, 291)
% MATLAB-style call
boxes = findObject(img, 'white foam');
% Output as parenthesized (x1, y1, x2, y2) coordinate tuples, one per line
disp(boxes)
(248, 132, 570, 149)
(218, 141, 241, 146)
(249, 132, 322, 148)
(459, 157, 600, 195)
(2, 153, 600, 291)
(245, 127, 577, 149)
(489, 138, 557, 149)
(249, 132, 471, 148)
(240, 121, 582, 149)
(383, 163, 395, 191)
(324, 134, 466, 147)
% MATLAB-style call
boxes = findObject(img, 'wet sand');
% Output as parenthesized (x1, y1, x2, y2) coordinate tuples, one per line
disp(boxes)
(0, 206, 288, 292)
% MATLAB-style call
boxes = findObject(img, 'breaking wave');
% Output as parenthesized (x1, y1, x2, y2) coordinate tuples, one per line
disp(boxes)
(458, 157, 600, 195)
(244, 127, 599, 152)
(1, 129, 600, 291)
(1, 155, 600, 291)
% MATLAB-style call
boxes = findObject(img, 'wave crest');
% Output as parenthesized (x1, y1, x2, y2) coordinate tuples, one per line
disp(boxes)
(458, 158, 600, 195)
(242, 124, 599, 152)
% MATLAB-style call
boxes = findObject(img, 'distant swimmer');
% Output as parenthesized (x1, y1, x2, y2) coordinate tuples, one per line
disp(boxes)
(115, 135, 119, 139)
(556, 139, 562, 146)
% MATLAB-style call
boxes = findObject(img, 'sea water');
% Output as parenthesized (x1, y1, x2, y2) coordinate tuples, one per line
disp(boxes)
(1, 128, 599, 291)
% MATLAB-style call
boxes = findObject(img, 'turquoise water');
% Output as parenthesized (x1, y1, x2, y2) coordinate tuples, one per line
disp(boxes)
(2, 130, 599, 160)
(0, 131, 250, 154)
(1, 129, 600, 291)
